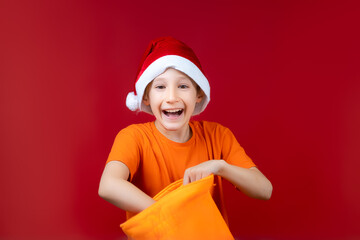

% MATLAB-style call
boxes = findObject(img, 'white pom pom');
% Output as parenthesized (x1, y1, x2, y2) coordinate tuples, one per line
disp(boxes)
(126, 92, 139, 111)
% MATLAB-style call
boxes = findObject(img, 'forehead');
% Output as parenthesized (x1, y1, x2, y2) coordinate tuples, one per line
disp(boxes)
(153, 68, 192, 82)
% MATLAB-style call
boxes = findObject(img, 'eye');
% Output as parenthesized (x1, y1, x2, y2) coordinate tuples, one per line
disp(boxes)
(155, 85, 165, 89)
(179, 84, 189, 89)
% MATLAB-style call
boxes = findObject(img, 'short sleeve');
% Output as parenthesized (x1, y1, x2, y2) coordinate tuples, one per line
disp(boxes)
(221, 128, 256, 169)
(106, 126, 141, 180)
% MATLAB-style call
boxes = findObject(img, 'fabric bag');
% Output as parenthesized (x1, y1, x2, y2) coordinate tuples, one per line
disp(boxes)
(120, 174, 234, 240)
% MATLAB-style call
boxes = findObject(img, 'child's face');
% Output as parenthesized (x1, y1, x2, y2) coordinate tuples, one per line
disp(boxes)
(143, 68, 203, 134)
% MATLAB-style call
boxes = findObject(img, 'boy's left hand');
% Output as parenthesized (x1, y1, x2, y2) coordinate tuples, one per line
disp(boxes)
(183, 160, 225, 185)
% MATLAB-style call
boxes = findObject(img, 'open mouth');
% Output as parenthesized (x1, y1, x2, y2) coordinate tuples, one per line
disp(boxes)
(162, 109, 183, 117)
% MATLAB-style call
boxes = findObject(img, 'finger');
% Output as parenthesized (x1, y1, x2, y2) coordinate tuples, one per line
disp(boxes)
(190, 172, 197, 183)
(183, 171, 190, 185)
(195, 173, 203, 182)
(198, 172, 209, 182)
(201, 172, 208, 180)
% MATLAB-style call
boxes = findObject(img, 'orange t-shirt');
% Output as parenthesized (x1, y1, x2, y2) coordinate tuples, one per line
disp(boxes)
(106, 120, 256, 219)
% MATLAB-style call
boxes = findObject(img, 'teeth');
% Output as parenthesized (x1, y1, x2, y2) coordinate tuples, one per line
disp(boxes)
(165, 109, 182, 113)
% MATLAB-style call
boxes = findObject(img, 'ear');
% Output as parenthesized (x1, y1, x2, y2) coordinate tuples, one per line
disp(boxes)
(196, 90, 204, 103)
(142, 81, 153, 106)
(143, 95, 150, 106)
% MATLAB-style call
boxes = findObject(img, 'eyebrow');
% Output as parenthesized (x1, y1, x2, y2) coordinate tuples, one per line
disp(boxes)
(154, 76, 191, 82)
(152, 78, 165, 84)
(177, 77, 192, 81)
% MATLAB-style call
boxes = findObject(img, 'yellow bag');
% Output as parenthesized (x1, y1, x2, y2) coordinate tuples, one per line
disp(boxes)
(120, 175, 234, 240)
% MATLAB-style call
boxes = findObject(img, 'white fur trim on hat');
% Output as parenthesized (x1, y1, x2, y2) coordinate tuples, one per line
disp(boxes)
(126, 55, 210, 115)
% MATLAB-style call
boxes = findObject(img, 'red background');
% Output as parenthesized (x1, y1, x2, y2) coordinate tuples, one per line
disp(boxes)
(1, 0, 360, 239)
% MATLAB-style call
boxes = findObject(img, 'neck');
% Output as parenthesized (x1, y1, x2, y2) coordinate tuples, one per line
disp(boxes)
(154, 121, 192, 143)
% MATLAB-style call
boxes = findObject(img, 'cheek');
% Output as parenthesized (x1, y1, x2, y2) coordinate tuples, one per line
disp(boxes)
(148, 95, 163, 111)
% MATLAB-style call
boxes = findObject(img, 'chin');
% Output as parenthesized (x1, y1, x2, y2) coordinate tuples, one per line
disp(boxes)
(161, 122, 186, 131)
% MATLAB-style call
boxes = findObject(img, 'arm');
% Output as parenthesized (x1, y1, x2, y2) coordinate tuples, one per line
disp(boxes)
(98, 161, 156, 213)
(183, 160, 272, 200)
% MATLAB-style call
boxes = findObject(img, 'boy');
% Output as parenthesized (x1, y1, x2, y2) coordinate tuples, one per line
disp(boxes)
(99, 36, 272, 225)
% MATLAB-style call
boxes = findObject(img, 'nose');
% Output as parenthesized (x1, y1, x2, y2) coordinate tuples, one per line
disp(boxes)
(165, 86, 179, 103)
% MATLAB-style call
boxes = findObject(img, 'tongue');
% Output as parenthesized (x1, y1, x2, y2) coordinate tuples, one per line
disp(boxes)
(168, 112, 180, 116)
(165, 111, 182, 119)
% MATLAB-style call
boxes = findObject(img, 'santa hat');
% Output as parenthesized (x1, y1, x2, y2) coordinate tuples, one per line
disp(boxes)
(126, 36, 210, 115)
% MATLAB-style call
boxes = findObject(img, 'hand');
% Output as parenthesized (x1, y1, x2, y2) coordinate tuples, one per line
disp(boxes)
(183, 160, 225, 185)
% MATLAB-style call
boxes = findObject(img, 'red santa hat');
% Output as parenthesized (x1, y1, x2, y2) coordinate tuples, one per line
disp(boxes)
(126, 36, 210, 115)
